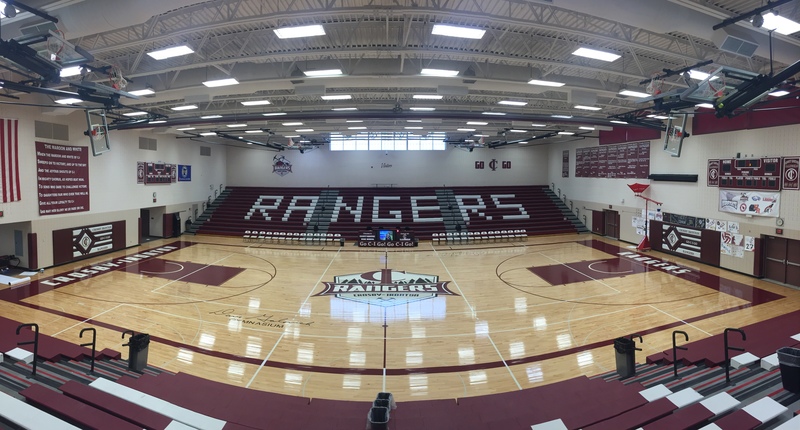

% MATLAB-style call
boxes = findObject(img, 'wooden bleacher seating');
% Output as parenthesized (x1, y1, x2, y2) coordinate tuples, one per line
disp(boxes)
(0, 390, 81, 430)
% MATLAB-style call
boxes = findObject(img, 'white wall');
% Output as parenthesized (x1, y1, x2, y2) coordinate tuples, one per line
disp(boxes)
(226, 144, 549, 187)
(549, 123, 800, 275)
(0, 106, 226, 268)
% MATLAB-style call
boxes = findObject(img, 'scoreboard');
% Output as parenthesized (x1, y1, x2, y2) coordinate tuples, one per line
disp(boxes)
(708, 157, 782, 190)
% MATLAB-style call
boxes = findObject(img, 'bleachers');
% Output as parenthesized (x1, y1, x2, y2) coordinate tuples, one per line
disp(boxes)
(198, 185, 581, 241)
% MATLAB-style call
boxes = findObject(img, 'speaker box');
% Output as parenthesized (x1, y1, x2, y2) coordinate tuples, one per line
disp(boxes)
(648, 174, 698, 182)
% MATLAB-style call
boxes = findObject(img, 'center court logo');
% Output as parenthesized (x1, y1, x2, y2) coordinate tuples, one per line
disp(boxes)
(313, 268, 458, 307)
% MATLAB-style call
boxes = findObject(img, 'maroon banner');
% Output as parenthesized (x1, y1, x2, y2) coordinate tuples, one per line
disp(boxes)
(637, 141, 650, 178)
(562, 150, 569, 178)
(784, 156, 799, 190)
(574, 142, 650, 179)
(36, 142, 90, 216)
(707, 159, 720, 187)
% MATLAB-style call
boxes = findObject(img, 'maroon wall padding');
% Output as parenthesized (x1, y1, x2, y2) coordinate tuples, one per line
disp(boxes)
(52, 220, 127, 266)
(753, 237, 763, 277)
(650, 221, 663, 252)
(592, 210, 605, 235)
(599, 127, 661, 145)
(138, 217, 142, 245)
(27, 232, 38, 270)
(700, 229, 721, 267)
(162, 213, 173, 238)
(692, 97, 800, 135)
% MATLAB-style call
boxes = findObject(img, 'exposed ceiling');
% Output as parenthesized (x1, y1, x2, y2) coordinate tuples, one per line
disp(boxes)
(0, 0, 798, 150)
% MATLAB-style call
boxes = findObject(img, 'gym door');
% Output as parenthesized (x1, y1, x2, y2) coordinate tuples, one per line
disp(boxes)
(763, 236, 800, 287)
(604, 209, 620, 240)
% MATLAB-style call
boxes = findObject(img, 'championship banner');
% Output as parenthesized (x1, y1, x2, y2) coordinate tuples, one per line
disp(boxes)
(178, 165, 192, 182)
(718, 189, 780, 217)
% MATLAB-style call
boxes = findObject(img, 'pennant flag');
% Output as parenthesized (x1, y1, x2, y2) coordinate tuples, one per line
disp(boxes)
(0, 118, 21, 202)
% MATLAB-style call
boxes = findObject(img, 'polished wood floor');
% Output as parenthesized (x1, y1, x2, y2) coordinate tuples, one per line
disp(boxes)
(2, 234, 798, 402)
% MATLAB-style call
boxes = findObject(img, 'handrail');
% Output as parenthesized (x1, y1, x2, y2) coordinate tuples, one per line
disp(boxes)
(724, 328, 747, 384)
(16, 323, 40, 377)
(672, 330, 689, 378)
(121, 330, 136, 346)
(629, 333, 644, 351)
(79, 328, 97, 374)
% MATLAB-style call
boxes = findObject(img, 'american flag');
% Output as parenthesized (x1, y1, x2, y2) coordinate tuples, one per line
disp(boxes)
(1, 118, 21, 202)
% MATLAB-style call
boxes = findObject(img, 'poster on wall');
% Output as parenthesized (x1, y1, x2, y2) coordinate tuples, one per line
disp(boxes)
(562, 150, 569, 178)
(783, 156, 799, 190)
(178, 165, 192, 181)
(36, 142, 90, 216)
(662, 224, 702, 258)
(718, 189, 780, 217)
(136, 162, 145, 184)
(744, 236, 755, 252)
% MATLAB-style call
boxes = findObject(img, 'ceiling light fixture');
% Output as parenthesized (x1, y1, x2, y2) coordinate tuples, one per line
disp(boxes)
(527, 79, 566, 87)
(420, 68, 459, 77)
(332, 107, 357, 111)
(129, 88, 155, 96)
(482, 112, 506, 116)
(203, 78, 239, 87)
(413, 94, 443, 100)
(200, 132, 217, 136)
(59, 66, 82, 77)
(498, 100, 528, 106)
(769, 90, 790, 97)
(558, 131, 575, 135)
(245, 130, 264, 133)
(241, 100, 271, 106)
(457, 128, 476, 132)
(273, 24, 326, 39)
(618, 90, 651, 98)
(695, 103, 714, 109)
(171, 105, 198, 111)
(201, 115, 223, 119)
(508, 129, 527, 133)
(685, 70, 719, 81)
(149, 120, 166, 124)
(552, 114, 572, 119)
(579, 126, 595, 131)
(296, 128, 314, 132)
(321, 95, 352, 100)
(303, 69, 343, 77)
(431, 24, 486, 40)
(762, 13, 800, 35)
(346, 120, 363, 123)
(572, 47, 621, 62)
(530, 123, 547, 127)
(574, 105, 602, 111)
(55, 98, 83, 104)
(467, 122, 488, 126)
(409, 107, 435, 111)
(262, 112, 287, 116)
(176, 127, 195, 131)
(227, 124, 248, 128)
(123, 111, 148, 117)
(610, 120, 629, 124)
(147, 45, 194, 60)
(348, 126, 367, 130)
(282, 122, 303, 126)
(405, 126, 423, 130)
(407, 120, 423, 123)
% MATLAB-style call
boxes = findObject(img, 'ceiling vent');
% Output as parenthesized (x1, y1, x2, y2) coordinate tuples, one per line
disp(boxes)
(18, 21, 59, 37)
(711, 28, 758, 57)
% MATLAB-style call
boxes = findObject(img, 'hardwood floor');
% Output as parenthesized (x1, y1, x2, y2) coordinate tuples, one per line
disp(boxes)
(2, 234, 798, 402)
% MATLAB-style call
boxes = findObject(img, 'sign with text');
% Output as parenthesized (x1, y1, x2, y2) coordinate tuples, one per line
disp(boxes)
(36, 142, 90, 216)
(562, 150, 569, 177)
(783, 156, 799, 190)
(575, 141, 649, 179)
(718, 189, 780, 217)
(707, 159, 720, 187)
(178, 164, 192, 182)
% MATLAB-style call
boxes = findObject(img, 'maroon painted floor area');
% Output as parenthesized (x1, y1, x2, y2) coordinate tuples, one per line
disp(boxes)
(527, 240, 783, 306)
(122, 259, 245, 286)
(528, 258, 644, 285)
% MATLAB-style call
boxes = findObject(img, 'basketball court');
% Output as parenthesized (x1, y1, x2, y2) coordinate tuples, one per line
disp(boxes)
(1, 234, 797, 402)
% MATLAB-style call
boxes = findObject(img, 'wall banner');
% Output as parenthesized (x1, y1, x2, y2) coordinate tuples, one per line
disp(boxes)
(718, 189, 780, 217)
(178, 165, 192, 182)
(36, 142, 90, 216)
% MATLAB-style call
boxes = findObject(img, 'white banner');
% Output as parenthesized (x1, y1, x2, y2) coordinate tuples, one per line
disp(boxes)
(719, 189, 780, 218)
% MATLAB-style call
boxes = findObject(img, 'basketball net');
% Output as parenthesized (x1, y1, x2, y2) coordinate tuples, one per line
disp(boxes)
(627, 183, 663, 251)
(47, 30, 66, 62)
(109, 65, 127, 90)
(645, 73, 663, 96)
(90, 124, 107, 138)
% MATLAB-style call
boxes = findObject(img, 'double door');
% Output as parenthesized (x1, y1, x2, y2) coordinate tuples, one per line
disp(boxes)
(763, 236, 800, 287)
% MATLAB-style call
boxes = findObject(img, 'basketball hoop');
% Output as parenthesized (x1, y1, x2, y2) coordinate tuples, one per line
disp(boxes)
(90, 124, 107, 138)
(645, 73, 664, 96)
(627, 183, 650, 195)
(627, 183, 662, 251)
(47, 30, 66, 62)
(108, 65, 127, 90)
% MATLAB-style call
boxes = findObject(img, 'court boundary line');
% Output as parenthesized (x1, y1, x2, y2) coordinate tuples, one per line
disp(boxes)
(245, 246, 342, 388)
(431, 242, 523, 390)
(648, 304, 713, 336)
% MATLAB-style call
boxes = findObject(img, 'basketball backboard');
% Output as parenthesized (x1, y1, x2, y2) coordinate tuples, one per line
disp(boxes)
(679, 66, 760, 105)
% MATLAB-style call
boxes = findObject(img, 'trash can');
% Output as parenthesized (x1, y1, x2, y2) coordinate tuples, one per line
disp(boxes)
(777, 347, 800, 393)
(127, 333, 150, 372)
(367, 406, 390, 430)
(614, 337, 636, 378)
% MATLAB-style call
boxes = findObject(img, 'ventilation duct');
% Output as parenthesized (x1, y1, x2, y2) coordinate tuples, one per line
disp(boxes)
(711, 27, 759, 57)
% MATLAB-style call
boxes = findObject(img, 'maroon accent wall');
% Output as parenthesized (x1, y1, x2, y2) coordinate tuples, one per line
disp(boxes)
(27, 233, 38, 270)
(700, 229, 721, 267)
(591, 210, 605, 235)
(692, 98, 800, 135)
(53, 220, 127, 266)
(753, 237, 763, 277)
(598, 127, 661, 145)
(650, 221, 663, 252)
(138, 217, 142, 244)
